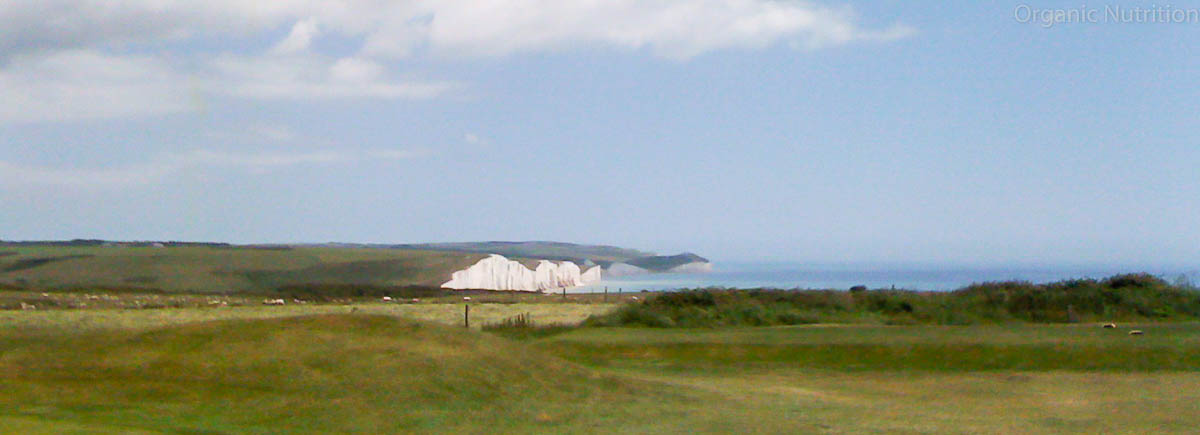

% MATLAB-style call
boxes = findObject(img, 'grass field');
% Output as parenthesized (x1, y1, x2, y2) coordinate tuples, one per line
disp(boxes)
(0, 245, 485, 293)
(0, 302, 616, 334)
(0, 300, 1198, 433)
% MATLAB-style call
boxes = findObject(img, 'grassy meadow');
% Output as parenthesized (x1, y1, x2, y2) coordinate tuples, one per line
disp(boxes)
(3, 251, 1200, 433)
(0, 296, 1197, 433)
(0, 244, 485, 293)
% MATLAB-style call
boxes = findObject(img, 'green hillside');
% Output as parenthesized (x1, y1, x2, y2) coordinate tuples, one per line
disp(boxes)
(0, 315, 670, 433)
(0, 241, 710, 294)
(0, 244, 484, 294)
(625, 252, 710, 271)
(391, 241, 652, 263)
(393, 241, 711, 271)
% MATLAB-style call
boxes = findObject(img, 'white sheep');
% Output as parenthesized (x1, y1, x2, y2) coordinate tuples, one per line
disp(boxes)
(1102, 323, 1116, 328)
(1129, 330, 1144, 335)
(381, 296, 393, 302)
(262, 298, 286, 306)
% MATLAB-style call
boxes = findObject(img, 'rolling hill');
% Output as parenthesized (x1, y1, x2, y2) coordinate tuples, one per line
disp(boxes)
(0, 240, 709, 294)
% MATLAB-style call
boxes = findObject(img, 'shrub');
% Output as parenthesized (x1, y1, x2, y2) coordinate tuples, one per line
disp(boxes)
(584, 274, 1200, 328)
(482, 313, 574, 339)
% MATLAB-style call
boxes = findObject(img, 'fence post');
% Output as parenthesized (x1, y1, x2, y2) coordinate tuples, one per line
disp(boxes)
(604, 286, 608, 302)
(464, 304, 470, 328)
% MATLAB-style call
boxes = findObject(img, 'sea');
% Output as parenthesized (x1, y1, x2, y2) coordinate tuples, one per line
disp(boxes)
(572, 262, 1200, 293)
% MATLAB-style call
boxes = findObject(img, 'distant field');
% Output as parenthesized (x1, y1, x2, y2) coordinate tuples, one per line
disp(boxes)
(0, 302, 616, 334)
(0, 244, 485, 293)
(0, 302, 1198, 433)
(546, 323, 1200, 371)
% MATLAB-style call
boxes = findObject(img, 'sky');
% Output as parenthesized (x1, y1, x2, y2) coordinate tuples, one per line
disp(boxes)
(2, 1, 1199, 266)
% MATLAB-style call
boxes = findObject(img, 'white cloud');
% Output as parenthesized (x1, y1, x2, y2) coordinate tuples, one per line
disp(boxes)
(180, 149, 351, 168)
(0, 50, 455, 122)
(0, 159, 175, 188)
(0, 0, 911, 122)
(0, 147, 429, 189)
(271, 18, 321, 55)
(1, 1, 910, 60)
(208, 53, 456, 100)
(0, 0, 312, 57)
(0, 50, 193, 123)
(407, 0, 914, 59)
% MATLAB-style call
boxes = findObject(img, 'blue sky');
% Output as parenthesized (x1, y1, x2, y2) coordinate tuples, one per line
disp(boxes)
(2, 1, 1199, 266)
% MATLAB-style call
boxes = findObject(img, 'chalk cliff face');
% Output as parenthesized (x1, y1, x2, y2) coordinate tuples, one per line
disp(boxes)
(442, 254, 602, 291)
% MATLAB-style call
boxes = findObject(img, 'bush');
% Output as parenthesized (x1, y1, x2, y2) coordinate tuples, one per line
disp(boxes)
(584, 274, 1200, 328)
(482, 312, 574, 339)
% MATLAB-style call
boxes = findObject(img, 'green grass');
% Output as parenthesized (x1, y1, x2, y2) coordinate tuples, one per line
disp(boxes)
(545, 323, 1200, 371)
(586, 279, 1200, 327)
(0, 315, 667, 433)
(1, 304, 1199, 432)
(0, 245, 485, 293)
(0, 302, 616, 334)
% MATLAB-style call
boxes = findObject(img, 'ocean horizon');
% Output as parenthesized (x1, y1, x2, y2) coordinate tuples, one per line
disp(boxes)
(573, 262, 1200, 293)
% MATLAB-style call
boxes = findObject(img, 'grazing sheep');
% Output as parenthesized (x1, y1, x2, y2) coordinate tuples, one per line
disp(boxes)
(381, 296, 393, 302)
(463, 296, 471, 301)
(1129, 330, 1144, 335)
(262, 299, 286, 306)
(19, 302, 35, 310)
(1103, 323, 1117, 328)
(630, 296, 639, 301)
(410, 298, 420, 303)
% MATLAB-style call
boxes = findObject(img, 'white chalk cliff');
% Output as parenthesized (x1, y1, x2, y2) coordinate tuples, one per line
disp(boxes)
(442, 254, 603, 291)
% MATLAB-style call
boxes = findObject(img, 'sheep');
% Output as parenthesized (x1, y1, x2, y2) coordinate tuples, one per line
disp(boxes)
(410, 298, 420, 303)
(262, 298, 286, 306)
(1129, 330, 1144, 335)
(381, 296, 393, 302)
(1103, 323, 1117, 328)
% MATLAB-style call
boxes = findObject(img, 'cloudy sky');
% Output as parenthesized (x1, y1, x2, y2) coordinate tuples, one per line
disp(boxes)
(2, 1, 1199, 266)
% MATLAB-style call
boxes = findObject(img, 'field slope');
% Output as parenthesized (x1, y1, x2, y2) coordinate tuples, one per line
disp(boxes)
(0, 245, 485, 294)
(1, 311, 1199, 433)
(0, 315, 674, 433)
